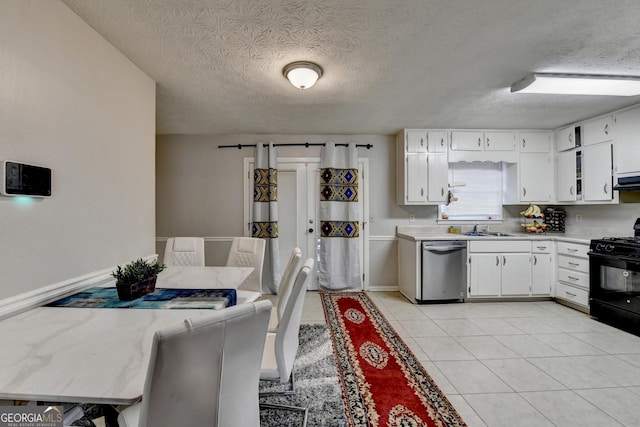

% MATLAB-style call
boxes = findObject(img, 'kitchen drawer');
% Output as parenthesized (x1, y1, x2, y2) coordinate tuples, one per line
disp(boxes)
(557, 241, 589, 258)
(531, 241, 552, 253)
(558, 254, 589, 273)
(556, 282, 589, 307)
(558, 268, 589, 289)
(469, 240, 531, 253)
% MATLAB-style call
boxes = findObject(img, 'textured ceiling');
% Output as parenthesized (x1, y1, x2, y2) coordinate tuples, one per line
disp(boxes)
(61, 0, 640, 135)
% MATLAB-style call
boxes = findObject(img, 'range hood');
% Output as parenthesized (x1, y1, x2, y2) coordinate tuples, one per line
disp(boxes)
(613, 175, 640, 191)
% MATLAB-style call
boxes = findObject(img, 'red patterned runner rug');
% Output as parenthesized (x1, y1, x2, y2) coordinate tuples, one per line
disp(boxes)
(321, 292, 467, 427)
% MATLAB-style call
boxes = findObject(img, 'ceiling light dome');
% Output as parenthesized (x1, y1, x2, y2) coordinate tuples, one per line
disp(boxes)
(283, 61, 323, 90)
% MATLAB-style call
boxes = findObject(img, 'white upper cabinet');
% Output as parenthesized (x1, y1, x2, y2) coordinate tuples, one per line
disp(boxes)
(426, 130, 447, 153)
(556, 150, 578, 202)
(583, 142, 614, 201)
(556, 126, 579, 152)
(405, 129, 428, 153)
(502, 131, 553, 204)
(450, 131, 483, 151)
(614, 107, 640, 176)
(396, 130, 449, 205)
(449, 130, 517, 162)
(520, 131, 551, 153)
(484, 131, 517, 151)
(450, 131, 516, 152)
(582, 116, 613, 146)
(405, 153, 428, 203)
(427, 153, 448, 203)
(520, 153, 552, 202)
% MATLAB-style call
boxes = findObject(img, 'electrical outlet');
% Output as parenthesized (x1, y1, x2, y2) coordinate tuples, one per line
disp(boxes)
(576, 213, 583, 222)
(409, 214, 415, 222)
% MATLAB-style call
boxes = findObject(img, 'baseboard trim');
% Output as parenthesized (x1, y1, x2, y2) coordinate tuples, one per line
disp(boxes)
(367, 286, 399, 292)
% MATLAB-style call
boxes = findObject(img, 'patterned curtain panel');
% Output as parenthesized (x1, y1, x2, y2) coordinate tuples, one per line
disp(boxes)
(318, 142, 361, 290)
(253, 142, 281, 293)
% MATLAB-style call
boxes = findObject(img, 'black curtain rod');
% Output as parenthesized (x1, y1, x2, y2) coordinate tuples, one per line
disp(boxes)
(218, 142, 373, 149)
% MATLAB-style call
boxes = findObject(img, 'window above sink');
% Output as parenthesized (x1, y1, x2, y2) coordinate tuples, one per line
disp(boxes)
(439, 162, 503, 222)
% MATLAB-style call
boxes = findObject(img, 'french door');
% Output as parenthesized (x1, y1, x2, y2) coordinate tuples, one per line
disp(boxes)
(244, 157, 368, 291)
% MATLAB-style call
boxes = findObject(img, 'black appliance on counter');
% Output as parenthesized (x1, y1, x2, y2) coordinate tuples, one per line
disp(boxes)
(589, 218, 640, 336)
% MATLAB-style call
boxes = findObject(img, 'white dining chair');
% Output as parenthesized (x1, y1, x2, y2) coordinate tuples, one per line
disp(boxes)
(117, 300, 272, 427)
(226, 237, 265, 304)
(259, 258, 313, 426)
(268, 247, 302, 332)
(163, 237, 205, 266)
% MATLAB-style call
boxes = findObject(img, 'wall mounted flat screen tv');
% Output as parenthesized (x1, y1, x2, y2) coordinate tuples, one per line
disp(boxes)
(1, 160, 52, 197)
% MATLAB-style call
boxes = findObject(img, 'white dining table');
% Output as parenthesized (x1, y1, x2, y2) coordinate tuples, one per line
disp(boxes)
(0, 266, 254, 405)
(156, 266, 253, 290)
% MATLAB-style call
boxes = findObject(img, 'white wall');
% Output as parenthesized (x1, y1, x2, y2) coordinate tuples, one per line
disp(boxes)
(156, 134, 640, 289)
(156, 134, 407, 289)
(0, 1, 156, 298)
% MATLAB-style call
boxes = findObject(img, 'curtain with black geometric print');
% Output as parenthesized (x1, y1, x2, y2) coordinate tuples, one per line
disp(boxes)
(253, 142, 281, 293)
(318, 142, 361, 290)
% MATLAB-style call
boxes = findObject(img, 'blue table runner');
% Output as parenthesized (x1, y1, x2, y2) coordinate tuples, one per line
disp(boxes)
(47, 287, 237, 310)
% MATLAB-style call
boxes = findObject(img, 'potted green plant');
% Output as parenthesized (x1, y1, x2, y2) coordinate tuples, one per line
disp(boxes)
(112, 258, 166, 301)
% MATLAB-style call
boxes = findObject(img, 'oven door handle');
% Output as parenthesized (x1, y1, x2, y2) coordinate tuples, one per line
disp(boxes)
(588, 251, 640, 266)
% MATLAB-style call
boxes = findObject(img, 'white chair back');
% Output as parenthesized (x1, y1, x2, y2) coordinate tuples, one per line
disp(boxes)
(163, 237, 205, 266)
(274, 258, 313, 383)
(120, 300, 271, 427)
(276, 247, 302, 323)
(226, 237, 265, 294)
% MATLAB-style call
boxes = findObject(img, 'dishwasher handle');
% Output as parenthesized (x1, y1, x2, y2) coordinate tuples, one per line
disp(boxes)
(422, 242, 466, 252)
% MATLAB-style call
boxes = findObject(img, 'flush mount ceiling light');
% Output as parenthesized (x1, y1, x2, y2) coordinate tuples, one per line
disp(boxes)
(510, 73, 640, 96)
(283, 61, 323, 90)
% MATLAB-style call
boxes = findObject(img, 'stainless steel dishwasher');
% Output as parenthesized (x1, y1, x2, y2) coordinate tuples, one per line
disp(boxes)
(420, 241, 467, 302)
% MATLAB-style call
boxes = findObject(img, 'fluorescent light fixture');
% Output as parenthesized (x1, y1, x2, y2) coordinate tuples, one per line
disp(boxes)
(283, 61, 323, 90)
(511, 73, 640, 96)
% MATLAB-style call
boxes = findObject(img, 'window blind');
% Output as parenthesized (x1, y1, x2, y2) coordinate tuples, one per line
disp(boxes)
(440, 162, 503, 220)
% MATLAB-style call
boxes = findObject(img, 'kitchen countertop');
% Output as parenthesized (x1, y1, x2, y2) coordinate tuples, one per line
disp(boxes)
(396, 226, 591, 245)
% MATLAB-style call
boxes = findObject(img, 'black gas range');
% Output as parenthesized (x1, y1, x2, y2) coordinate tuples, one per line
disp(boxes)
(588, 219, 640, 336)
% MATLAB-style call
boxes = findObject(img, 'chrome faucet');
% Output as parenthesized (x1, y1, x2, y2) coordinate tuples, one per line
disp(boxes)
(472, 224, 478, 233)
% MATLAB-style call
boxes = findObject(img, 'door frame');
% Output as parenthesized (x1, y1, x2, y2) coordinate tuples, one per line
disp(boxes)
(243, 156, 370, 290)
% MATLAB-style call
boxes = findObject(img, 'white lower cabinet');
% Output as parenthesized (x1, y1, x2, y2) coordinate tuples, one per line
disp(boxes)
(555, 241, 590, 310)
(467, 240, 535, 298)
(468, 254, 502, 296)
(531, 241, 553, 295)
(500, 254, 533, 296)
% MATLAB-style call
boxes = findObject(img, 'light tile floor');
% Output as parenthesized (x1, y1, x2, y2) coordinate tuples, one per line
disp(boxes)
(297, 291, 640, 427)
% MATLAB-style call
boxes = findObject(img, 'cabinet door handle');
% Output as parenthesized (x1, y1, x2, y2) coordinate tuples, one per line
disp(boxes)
(534, 255, 537, 265)
(568, 261, 579, 267)
(523, 187, 527, 197)
(440, 137, 444, 147)
(522, 138, 526, 148)
(503, 256, 506, 266)
(537, 246, 547, 250)
(441, 188, 445, 196)
(604, 183, 608, 194)
(486, 137, 490, 147)
(420, 188, 424, 196)
(604, 124, 609, 135)
(478, 137, 482, 147)
(496, 256, 500, 266)
(420, 137, 424, 147)
(565, 291, 577, 297)
(567, 275, 579, 281)
(569, 133, 573, 143)
(567, 248, 578, 252)
(569, 185, 574, 195)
